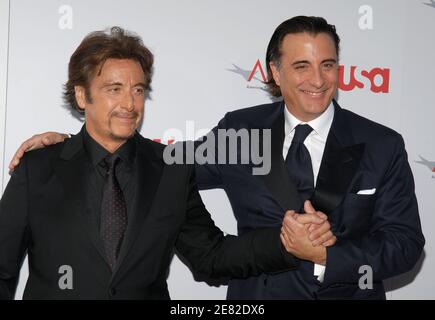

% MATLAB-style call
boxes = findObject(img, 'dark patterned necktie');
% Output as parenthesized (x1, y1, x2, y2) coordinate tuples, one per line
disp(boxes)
(100, 154, 128, 271)
(285, 124, 315, 209)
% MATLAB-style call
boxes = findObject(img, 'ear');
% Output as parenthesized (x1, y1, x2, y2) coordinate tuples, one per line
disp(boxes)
(74, 86, 87, 111)
(269, 62, 281, 87)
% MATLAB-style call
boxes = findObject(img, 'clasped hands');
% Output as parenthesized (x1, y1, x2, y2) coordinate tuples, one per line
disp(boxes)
(280, 200, 336, 266)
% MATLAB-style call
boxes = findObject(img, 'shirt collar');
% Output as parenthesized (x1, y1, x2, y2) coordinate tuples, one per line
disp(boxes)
(83, 126, 136, 168)
(284, 101, 334, 142)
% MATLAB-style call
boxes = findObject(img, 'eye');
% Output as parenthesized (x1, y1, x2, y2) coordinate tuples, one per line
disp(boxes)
(323, 62, 336, 69)
(295, 64, 307, 70)
(134, 87, 145, 95)
(108, 86, 121, 93)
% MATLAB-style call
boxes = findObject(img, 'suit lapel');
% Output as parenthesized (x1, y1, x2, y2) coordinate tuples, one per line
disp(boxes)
(311, 101, 365, 215)
(53, 129, 110, 269)
(257, 102, 302, 213)
(112, 135, 164, 276)
(54, 129, 166, 277)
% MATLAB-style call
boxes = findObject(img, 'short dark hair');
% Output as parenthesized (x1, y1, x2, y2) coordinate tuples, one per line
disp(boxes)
(265, 16, 340, 97)
(64, 26, 154, 115)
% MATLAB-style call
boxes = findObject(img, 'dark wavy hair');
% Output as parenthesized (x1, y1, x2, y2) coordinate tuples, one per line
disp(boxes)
(63, 26, 154, 115)
(265, 16, 340, 97)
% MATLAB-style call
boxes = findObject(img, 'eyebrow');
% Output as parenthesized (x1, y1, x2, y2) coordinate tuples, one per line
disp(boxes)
(292, 58, 337, 66)
(101, 82, 147, 88)
(321, 59, 337, 64)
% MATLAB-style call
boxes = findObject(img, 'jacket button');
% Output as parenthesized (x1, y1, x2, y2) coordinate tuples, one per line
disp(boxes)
(339, 225, 346, 233)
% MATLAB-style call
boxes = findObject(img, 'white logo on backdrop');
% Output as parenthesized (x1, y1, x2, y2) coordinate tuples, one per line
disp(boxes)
(58, 5, 73, 30)
(423, 0, 435, 8)
(358, 5, 373, 30)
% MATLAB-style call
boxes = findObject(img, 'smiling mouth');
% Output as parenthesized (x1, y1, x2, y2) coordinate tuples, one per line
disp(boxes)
(113, 113, 137, 120)
(301, 90, 328, 97)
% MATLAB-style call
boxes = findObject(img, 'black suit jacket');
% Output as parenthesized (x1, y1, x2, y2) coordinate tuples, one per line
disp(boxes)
(0, 128, 296, 299)
(195, 100, 425, 299)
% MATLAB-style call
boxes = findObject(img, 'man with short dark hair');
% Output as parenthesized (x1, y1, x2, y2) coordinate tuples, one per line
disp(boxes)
(9, 16, 424, 299)
(0, 26, 333, 299)
(194, 16, 424, 299)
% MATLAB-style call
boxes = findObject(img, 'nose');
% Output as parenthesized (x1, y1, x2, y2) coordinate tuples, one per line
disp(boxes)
(310, 67, 325, 89)
(121, 90, 135, 112)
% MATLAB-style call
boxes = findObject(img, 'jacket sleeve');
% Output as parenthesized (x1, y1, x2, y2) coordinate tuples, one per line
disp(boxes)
(194, 114, 232, 191)
(322, 135, 425, 286)
(0, 156, 31, 299)
(175, 165, 298, 279)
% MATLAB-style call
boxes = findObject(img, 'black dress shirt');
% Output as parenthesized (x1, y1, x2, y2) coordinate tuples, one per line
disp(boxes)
(82, 128, 136, 228)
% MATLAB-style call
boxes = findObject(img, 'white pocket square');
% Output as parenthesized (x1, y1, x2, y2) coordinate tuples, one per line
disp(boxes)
(357, 188, 376, 195)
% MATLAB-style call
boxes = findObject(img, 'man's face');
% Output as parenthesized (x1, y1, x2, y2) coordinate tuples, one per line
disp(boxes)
(270, 32, 338, 122)
(76, 58, 146, 150)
